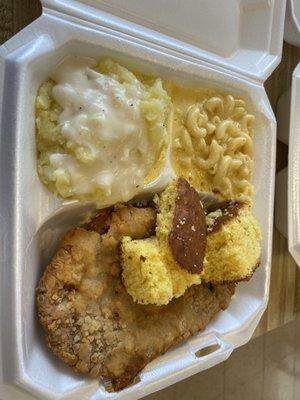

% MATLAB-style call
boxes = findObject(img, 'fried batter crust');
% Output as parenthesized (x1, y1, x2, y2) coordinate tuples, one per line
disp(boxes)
(36, 205, 234, 391)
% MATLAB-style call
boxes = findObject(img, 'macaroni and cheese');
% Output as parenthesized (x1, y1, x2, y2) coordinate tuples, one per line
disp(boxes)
(170, 86, 255, 201)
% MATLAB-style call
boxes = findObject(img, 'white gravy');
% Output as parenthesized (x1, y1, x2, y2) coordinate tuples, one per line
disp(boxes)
(49, 55, 150, 204)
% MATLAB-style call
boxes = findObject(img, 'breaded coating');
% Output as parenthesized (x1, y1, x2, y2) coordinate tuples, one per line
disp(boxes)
(37, 205, 234, 391)
(108, 205, 157, 239)
(84, 208, 112, 234)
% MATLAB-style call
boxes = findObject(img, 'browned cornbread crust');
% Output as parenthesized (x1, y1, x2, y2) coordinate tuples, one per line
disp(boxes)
(206, 201, 247, 233)
(169, 178, 207, 273)
(36, 205, 234, 391)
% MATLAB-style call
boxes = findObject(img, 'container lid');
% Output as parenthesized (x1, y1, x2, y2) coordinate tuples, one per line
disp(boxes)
(284, 0, 300, 47)
(42, 0, 286, 82)
(290, 0, 300, 33)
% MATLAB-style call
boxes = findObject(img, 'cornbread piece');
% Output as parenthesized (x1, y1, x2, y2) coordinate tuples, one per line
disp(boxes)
(168, 178, 207, 273)
(121, 178, 206, 305)
(37, 205, 234, 391)
(202, 201, 261, 283)
(121, 234, 202, 305)
(122, 237, 173, 305)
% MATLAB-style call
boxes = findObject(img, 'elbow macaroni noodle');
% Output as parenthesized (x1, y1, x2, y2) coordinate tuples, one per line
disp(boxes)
(173, 94, 255, 201)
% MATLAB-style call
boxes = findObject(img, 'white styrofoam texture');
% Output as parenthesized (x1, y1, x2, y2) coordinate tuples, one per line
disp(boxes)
(276, 89, 291, 145)
(275, 167, 288, 238)
(284, 0, 300, 47)
(0, 5, 278, 400)
(288, 63, 300, 268)
(41, 0, 287, 82)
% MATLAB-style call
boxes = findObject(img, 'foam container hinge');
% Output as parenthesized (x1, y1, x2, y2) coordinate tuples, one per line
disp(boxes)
(288, 63, 300, 268)
(0, 0, 285, 399)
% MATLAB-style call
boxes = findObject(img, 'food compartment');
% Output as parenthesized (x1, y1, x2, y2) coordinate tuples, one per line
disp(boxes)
(1, 14, 275, 400)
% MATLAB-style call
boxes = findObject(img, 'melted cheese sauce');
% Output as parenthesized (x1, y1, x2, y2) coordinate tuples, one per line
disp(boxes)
(168, 83, 254, 201)
(49, 56, 151, 204)
(170, 85, 213, 190)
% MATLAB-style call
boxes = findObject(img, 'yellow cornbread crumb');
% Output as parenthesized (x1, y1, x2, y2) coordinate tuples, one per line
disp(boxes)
(121, 180, 201, 306)
(154, 180, 202, 297)
(201, 204, 261, 283)
(121, 237, 173, 305)
(121, 235, 201, 306)
(121, 180, 261, 305)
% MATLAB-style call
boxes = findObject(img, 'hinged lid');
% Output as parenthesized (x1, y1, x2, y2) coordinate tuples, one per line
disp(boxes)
(284, 0, 300, 47)
(42, 0, 285, 81)
(42, 0, 286, 82)
(290, 0, 300, 33)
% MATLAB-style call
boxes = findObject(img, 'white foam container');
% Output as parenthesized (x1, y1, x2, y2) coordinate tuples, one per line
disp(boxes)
(275, 167, 288, 238)
(288, 63, 300, 267)
(275, 63, 300, 268)
(0, 1, 285, 399)
(276, 89, 291, 145)
(284, 0, 300, 47)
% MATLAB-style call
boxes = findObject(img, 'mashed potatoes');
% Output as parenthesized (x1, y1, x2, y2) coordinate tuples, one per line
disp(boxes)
(36, 57, 170, 205)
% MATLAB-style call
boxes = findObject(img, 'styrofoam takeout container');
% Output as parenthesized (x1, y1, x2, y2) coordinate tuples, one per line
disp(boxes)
(288, 63, 300, 267)
(284, 0, 300, 47)
(275, 167, 288, 238)
(276, 89, 291, 145)
(274, 63, 300, 268)
(0, 1, 286, 399)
